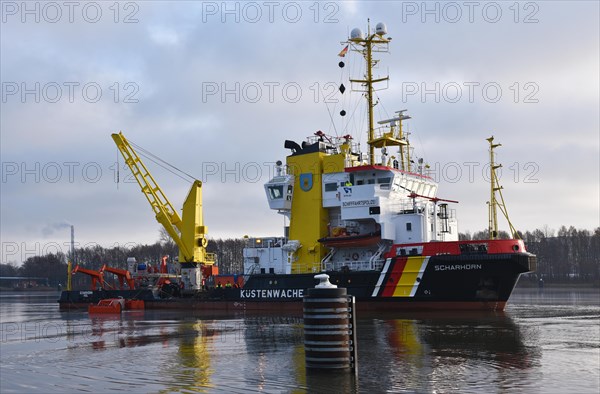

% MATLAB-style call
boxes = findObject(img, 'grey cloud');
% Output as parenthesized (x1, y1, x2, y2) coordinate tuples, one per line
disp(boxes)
(2, 1, 598, 262)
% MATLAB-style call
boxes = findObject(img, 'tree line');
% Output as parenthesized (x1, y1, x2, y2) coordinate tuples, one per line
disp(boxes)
(459, 226, 600, 283)
(1, 226, 598, 288)
(0, 235, 246, 288)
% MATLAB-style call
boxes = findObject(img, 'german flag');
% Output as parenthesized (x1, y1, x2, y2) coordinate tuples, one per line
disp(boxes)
(338, 45, 349, 57)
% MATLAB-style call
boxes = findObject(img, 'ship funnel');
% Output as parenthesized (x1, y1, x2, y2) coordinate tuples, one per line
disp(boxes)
(284, 140, 302, 154)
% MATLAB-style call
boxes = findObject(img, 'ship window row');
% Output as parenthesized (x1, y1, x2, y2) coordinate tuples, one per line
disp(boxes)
(396, 178, 436, 198)
(354, 177, 391, 186)
(324, 177, 355, 192)
(324, 173, 436, 195)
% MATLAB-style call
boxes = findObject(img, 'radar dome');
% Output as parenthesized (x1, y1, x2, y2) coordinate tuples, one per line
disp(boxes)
(350, 28, 364, 41)
(375, 22, 387, 36)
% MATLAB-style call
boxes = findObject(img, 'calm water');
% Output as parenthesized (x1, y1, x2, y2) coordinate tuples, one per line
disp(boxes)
(1, 287, 598, 393)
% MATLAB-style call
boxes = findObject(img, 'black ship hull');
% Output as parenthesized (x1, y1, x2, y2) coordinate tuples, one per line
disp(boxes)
(59, 252, 535, 313)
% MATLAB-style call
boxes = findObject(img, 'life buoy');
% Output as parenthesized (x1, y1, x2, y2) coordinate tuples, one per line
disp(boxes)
(352, 253, 359, 261)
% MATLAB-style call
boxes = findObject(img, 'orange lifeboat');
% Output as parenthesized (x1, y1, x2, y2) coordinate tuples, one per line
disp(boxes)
(88, 298, 125, 314)
(88, 298, 145, 314)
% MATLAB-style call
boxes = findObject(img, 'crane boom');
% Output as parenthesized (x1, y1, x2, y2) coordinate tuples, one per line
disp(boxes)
(72, 265, 104, 290)
(111, 132, 212, 266)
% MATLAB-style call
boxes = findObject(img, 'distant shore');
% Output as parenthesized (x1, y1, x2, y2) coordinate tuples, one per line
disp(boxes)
(0, 286, 59, 292)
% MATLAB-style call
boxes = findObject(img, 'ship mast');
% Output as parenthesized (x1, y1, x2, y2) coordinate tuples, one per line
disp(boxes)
(487, 136, 501, 239)
(347, 20, 390, 165)
(487, 136, 520, 239)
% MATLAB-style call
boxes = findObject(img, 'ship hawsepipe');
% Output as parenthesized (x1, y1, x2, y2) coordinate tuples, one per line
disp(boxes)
(59, 239, 536, 312)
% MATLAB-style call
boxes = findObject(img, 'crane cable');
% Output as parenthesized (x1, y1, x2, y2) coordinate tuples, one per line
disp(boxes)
(128, 139, 197, 184)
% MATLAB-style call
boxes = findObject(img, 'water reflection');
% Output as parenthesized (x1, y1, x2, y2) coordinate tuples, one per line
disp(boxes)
(241, 316, 306, 392)
(77, 313, 173, 351)
(162, 320, 214, 393)
(1, 290, 597, 393)
(357, 312, 540, 393)
(75, 311, 539, 393)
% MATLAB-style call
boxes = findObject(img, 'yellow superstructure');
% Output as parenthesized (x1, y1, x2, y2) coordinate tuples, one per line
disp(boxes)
(286, 151, 328, 273)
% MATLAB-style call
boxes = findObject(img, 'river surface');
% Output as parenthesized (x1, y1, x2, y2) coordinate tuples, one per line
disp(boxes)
(1, 287, 598, 393)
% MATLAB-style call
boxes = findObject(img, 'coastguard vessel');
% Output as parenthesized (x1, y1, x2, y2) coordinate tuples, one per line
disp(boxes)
(59, 22, 536, 312)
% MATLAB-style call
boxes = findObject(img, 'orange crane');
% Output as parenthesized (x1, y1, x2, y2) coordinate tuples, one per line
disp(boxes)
(100, 264, 135, 290)
(160, 255, 169, 274)
(72, 265, 105, 290)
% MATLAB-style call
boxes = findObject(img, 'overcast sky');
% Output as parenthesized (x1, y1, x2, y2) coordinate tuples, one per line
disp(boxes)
(1, 1, 598, 264)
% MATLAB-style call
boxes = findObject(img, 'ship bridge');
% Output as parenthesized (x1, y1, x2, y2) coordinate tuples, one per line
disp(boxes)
(321, 164, 444, 244)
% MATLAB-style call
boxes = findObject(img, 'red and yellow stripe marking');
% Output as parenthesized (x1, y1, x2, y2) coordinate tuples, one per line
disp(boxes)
(375, 256, 430, 298)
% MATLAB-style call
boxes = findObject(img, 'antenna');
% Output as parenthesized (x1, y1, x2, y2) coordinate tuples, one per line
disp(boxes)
(346, 21, 391, 165)
(487, 136, 520, 239)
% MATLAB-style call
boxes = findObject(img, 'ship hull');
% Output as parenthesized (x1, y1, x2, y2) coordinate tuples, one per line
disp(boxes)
(59, 252, 534, 313)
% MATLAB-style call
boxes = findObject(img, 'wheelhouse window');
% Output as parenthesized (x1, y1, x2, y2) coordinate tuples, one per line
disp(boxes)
(325, 183, 338, 192)
(377, 177, 392, 189)
(268, 185, 284, 199)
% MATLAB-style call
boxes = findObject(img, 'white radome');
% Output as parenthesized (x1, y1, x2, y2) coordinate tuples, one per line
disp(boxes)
(376, 22, 387, 36)
(350, 27, 364, 40)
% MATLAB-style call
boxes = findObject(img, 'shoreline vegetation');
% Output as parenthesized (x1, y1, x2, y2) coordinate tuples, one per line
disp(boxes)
(2, 226, 599, 289)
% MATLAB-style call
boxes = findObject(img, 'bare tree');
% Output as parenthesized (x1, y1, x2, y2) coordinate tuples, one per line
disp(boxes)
(158, 227, 178, 258)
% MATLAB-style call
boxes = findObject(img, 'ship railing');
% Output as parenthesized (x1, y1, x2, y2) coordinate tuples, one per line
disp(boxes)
(245, 237, 286, 249)
(390, 201, 420, 214)
(291, 261, 321, 274)
(305, 135, 361, 155)
(372, 125, 400, 140)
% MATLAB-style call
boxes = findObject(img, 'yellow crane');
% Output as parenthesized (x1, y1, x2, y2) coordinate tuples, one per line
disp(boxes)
(111, 132, 214, 292)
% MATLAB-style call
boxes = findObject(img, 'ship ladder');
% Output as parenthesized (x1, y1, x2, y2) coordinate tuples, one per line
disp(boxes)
(369, 243, 388, 270)
(321, 248, 337, 271)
